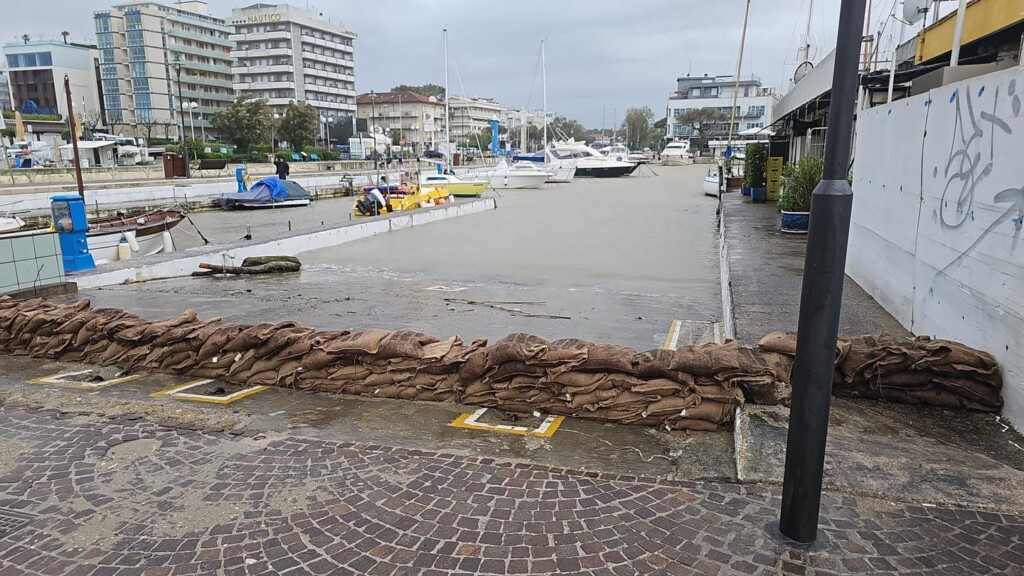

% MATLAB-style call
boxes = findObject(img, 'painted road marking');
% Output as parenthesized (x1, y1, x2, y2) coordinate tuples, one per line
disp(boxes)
(151, 379, 268, 405)
(663, 319, 683, 349)
(450, 408, 564, 438)
(31, 370, 143, 390)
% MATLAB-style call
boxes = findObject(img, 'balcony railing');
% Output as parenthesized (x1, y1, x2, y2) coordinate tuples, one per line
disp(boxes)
(168, 27, 232, 48)
(233, 64, 295, 76)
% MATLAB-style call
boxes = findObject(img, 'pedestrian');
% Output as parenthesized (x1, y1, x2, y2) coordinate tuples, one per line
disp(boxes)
(275, 157, 290, 180)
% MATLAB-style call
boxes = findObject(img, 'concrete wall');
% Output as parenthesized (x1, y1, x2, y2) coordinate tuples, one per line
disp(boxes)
(75, 197, 496, 289)
(0, 232, 65, 295)
(850, 66, 1024, 430)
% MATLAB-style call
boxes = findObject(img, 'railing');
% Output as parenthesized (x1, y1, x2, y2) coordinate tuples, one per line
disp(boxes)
(167, 27, 232, 48)
(172, 42, 232, 61)
(179, 74, 233, 90)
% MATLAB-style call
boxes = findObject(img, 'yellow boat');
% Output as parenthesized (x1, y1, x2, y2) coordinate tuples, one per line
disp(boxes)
(420, 173, 489, 198)
(352, 184, 452, 218)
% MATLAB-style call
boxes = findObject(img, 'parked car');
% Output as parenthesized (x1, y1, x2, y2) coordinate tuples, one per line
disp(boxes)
(424, 149, 446, 160)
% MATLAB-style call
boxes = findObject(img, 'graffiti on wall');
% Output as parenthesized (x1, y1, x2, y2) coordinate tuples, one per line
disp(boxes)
(938, 79, 1023, 273)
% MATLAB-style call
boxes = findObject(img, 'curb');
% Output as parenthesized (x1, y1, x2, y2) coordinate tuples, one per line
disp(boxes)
(719, 205, 736, 341)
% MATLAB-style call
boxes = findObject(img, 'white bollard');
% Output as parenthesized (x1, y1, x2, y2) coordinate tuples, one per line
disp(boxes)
(162, 230, 174, 253)
(116, 238, 132, 261)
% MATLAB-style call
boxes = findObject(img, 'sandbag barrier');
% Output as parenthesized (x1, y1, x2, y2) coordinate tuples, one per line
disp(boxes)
(0, 298, 1003, 432)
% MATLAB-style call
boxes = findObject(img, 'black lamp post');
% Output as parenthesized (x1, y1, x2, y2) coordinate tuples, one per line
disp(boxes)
(171, 55, 190, 178)
(778, 0, 867, 544)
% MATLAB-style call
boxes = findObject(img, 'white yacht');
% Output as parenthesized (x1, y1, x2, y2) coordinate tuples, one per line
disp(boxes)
(661, 140, 693, 166)
(548, 140, 639, 178)
(487, 160, 551, 189)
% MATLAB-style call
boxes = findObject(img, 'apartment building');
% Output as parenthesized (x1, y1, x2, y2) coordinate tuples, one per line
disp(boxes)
(230, 3, 357, 123)
(448, 96, 506, 140)
(94, 0, 235, 140)
(3, 40, 102, 120)
(356, 91, 444, 152)
(665, 74, 778, 140)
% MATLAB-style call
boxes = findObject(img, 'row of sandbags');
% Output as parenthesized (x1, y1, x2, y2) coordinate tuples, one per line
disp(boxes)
(0, 298, 1004, 432)
(758, 331, 1003, 411)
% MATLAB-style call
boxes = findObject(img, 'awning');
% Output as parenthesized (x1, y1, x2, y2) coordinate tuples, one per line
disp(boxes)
(737, 127, 775, 136)
(59, 141, 116, 151)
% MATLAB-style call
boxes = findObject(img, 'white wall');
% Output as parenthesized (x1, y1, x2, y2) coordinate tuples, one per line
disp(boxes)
(850, 66, 1024, 431)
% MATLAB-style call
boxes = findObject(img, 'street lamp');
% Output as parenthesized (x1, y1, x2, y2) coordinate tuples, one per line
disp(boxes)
(171, 55, 189, 178)
(271, 112, 280, 151)
(778, 0, 867, 545)
(325, 115, 335, 149)
(184, 101, 198, 141)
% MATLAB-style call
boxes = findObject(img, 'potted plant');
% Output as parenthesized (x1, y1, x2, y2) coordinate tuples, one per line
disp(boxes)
(778, 156, 823, 234)
(723, 155, 743, 190)
(744, 143, 768, 203)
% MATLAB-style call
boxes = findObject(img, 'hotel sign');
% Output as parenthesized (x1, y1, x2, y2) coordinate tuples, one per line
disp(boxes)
(246, 13, 282, 23)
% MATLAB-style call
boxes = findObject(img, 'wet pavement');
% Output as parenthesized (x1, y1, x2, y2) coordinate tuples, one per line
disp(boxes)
(0, 402, 1021, 576)
(90, 165, 721, 351)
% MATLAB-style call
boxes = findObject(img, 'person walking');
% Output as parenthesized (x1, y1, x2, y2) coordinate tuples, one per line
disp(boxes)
(275, 157, 290, 180)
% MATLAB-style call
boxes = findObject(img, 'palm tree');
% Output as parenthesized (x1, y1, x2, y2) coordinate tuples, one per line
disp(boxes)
(21, 34, 29, 45)
(60, 31, 70, 44)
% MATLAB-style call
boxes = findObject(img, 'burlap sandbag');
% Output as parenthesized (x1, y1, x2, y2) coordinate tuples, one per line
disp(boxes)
(486, 333, 549, 366)
(670, 341, 741, 375)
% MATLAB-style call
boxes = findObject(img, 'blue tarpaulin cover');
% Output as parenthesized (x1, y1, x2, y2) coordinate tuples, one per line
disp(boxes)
(218, 177, 311, 208)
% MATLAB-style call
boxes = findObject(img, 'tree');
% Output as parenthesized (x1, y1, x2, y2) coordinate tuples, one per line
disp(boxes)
(619, 106, 655, 150)
(60, 31, 70, 44)
(79, 110, 102, 134)
(478, 124, 508, 152)
(136, 116, 161, 143)
(21, 34, 29, 45)
(548, 116, 587, 142)
(674, 107, 727, 143)
(277, 101, 319, 152)
(210, 95, 272, 152)
(390, 83, 445, 101)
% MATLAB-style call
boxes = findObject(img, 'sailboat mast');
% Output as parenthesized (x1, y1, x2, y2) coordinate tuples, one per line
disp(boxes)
(443, 28, 450, 159)
(541, 40, 547, 152)
(726, 0, 752, 155)
(800, 0, 814, 63)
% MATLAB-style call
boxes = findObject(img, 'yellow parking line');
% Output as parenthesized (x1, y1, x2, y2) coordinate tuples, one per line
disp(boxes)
(151, 379, 269, 405)
(450, 408, 564, 438)
(31, 371, 144, 390)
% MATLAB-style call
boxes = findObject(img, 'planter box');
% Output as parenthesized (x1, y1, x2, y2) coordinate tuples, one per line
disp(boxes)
(750, 187, 767, 204)
(780, 210, 810, 234)
(741, 184, 751, 196)
(726, 176, 743, 190)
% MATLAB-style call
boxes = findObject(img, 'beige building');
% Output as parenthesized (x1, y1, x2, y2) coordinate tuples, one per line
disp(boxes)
(94, 0, 234, 140)
(356, 91, 444, 152)
(230, 3, 357, 123)
(448, 96, 506, 140)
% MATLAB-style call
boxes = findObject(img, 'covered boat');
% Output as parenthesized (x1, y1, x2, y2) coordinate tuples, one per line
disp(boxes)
(218, 178, 313, 209)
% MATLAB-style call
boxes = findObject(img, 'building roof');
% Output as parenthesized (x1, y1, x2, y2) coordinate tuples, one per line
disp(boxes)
(356, 92, 440, 105)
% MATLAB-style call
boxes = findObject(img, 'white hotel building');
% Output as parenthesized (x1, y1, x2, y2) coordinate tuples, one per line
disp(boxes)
(230, 3, 357, 123)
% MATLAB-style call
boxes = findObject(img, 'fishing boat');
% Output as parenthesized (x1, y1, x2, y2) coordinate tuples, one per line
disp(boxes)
(661, 140, 693, 166)
(217, 177, 313, 209)
(420, 173, 488, 198)
(1, 208, 184, 263)
(352, 185, 451, 218)
(0, 202, 26, 233)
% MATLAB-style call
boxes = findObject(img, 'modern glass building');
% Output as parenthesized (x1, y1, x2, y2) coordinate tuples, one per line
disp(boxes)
(94, 0, 234, 140)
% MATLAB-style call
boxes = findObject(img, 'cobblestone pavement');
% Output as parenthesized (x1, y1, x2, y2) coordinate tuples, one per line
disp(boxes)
(0, 404, 1021, 576)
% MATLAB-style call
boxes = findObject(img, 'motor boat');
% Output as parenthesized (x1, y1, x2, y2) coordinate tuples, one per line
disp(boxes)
(548, 140, 638, 178)
(487, 160, 551, 189)
(0, 202, 26, 233)
(218, 177, 313, 209)
(599, 144, 632, 163)
(352, 184, 452, 217)
(661, 140, 693, 166)
(420, 172, 489, 197)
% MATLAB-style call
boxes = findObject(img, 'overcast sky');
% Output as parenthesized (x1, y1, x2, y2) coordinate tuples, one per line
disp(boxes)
(0, 0, 923, 127)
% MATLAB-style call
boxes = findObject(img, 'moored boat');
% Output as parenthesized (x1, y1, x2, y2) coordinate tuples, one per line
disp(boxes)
(420, 173, 489, 197)
(352, 185, 452, 217)
(218, 177, 312, 209)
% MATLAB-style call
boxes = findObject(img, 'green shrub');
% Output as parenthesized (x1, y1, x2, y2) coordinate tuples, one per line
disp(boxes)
(2, 111, 60, 121)
(778, 156, 823, 212)
(744, 143, 768, 188)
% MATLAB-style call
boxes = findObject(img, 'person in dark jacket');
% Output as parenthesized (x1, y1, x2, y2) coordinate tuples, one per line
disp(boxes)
(275, 158, 290, 180)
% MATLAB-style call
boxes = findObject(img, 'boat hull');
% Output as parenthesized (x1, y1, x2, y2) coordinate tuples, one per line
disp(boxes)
(574, 164, 637, 178)
(703, 176, 720, 197)
(489, 173, 549, 189)
(661, 155, 692, 166)
(222, 198, 312, 209)
(446, 182, 489, 197)
(352, 187, 452, 217)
